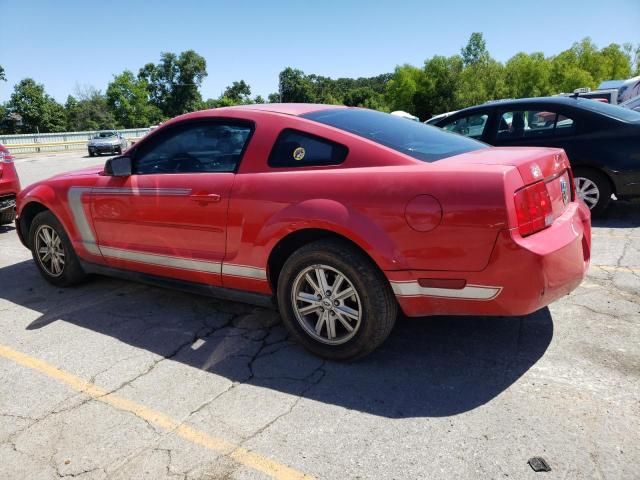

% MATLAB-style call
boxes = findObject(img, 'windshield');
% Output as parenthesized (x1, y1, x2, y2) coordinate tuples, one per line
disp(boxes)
(302, 108, 486, 162)
(576, 99, 640, 122)
(94, 132, 116, 139)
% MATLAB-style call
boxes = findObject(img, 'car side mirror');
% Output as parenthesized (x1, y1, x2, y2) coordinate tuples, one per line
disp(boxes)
(104, 156, 132, 176)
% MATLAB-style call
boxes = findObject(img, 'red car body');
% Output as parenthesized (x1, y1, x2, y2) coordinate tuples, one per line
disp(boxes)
(0, 144, 21, 225)
(16, 104, 591, 357)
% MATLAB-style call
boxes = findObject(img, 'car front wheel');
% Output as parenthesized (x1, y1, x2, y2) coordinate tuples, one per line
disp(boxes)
(29, 211, 87, 287)
(573, 168, 612, 217)
(277, 239, 397, 361)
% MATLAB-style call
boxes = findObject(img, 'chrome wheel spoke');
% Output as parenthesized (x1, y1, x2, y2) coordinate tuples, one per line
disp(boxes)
(315, 310, 328, 335)
(326, 313, 337, 340)
(335, 310, 355, 332)
(314, 267, 330, 293)
(297, 292, 318, 304)
(336, 305, 359, 321)
(331, 274, 345, 295)
(299, 304, 321, 315)
(334, 287, 355, 301)
(304, 272, 321, 294)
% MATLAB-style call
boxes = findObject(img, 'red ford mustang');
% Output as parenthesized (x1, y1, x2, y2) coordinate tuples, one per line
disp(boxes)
(0, 143, 21, 225)
(16, 104, 591, 360)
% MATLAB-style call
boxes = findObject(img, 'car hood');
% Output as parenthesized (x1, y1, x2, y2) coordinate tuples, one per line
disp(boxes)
(89, 137, 119, 144)
(51, 165, 104, 179)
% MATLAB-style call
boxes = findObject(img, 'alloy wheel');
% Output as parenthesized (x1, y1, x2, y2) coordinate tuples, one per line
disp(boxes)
(291, 264, 362, 345)
(574, 176, 599, 209)
(34, 225, 66, 277)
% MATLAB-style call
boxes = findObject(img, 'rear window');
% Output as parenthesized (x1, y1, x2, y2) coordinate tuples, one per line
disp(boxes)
(302, 108, 487, 162)
(576, 99, 640, 122)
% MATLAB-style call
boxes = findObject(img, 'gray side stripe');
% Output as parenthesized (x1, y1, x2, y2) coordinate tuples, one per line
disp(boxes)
(93, 188, 191, 196)
(68, 187, 100, 255)
(390, 281, 502, 301)
(100, 246, 222, 274)
(221, 264, 267, 280)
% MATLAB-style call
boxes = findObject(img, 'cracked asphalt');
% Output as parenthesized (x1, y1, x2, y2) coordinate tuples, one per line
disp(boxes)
(0, 151, 638, 479)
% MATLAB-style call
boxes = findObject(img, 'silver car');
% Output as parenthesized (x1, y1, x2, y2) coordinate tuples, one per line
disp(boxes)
(88, 131, 128, 157)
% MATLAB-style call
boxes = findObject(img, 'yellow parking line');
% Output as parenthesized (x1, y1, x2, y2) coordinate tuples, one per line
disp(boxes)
(593, 265, 640, 274)
(0, 344, 314, 480)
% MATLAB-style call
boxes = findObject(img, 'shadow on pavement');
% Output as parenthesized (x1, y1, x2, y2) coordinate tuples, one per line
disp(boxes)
(593, 200, 640, 228)
(0, 224, 15, 234)
(1, 258, 553, 418)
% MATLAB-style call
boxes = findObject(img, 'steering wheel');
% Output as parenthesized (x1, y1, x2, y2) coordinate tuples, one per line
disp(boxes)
(167, 152, 202, 172)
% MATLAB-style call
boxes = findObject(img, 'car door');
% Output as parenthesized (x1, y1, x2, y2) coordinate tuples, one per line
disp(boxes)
(490, 105, 578, 151)
(90, 119, 253, 286)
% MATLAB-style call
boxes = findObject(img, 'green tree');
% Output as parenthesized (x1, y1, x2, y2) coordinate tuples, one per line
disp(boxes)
(0, 65, 6, 82)
(461, 32, 489, 67)
(385, 64, 424, 114)
(139, 50, 207, 117)
(279, 68, 315, 103)
(223, 80, 252, 104)
(504, 52, 552, 98)
(7, 78, 66, 133)
(107, 71, 163, 128)
(65, 86, 116, 131)
(267, 92, 280, 103)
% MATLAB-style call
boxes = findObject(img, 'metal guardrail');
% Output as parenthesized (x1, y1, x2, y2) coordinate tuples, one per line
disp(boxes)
(0, 128, 150, 154)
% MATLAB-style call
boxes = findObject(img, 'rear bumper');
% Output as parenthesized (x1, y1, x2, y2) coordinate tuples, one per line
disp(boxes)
(389, 201, 591, 317)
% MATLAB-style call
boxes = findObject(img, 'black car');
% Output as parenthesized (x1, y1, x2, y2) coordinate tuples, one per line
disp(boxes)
(431, 97, 640, 215)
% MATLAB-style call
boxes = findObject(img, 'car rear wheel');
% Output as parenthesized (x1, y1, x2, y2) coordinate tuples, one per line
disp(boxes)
(573, 168, 611, 216)
(277, 239, 397, 361)
(29, 211, 87, 287)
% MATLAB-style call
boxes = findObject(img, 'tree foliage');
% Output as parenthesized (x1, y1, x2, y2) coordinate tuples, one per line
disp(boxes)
(66, 86, 116, 131)
(106, 71, 162, 128)
(6, 78, 66, 133)
(138, 50, 207, 118)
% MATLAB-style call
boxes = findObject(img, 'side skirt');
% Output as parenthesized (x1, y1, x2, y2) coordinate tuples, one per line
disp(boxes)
(79, 260, 276, 309)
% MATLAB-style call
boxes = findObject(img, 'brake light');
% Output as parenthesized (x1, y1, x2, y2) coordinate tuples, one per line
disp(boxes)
(514, 181, 553, 237)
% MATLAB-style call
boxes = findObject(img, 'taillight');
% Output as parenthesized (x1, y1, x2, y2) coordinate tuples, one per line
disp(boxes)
(514, 181, 553, 237)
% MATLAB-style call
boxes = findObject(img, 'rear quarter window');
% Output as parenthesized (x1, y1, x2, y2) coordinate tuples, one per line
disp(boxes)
(268, 129, 348, 168)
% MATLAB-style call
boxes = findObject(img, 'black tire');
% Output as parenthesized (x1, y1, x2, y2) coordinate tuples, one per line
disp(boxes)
(0, 210, 16, 225)
(115, 147, 122, 155)
(277, 239, 397, 361)
(29, 210, 87, 287)
(88, 150, 94, 157)
(573, 168, 612, 217)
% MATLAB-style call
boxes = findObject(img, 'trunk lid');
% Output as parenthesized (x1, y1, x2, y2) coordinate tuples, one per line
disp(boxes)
(446, 146, 574, 234)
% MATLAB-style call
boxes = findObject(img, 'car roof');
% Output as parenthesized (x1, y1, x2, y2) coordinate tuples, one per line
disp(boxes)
(452, 96, 598, 115)
(222, 103, 346, 116)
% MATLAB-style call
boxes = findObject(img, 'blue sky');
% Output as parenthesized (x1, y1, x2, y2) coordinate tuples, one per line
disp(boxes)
(1, 0, 638, 103)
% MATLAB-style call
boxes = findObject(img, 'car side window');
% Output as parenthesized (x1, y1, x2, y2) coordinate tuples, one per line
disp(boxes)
(134, 121, 252, 174)
(441, 114, 488, 140)
(496, 110, 575, 140)
(268, 129, 348, 168)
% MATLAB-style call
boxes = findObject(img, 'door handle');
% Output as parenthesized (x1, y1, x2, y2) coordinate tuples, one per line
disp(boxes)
(189, 193, 221, 203)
